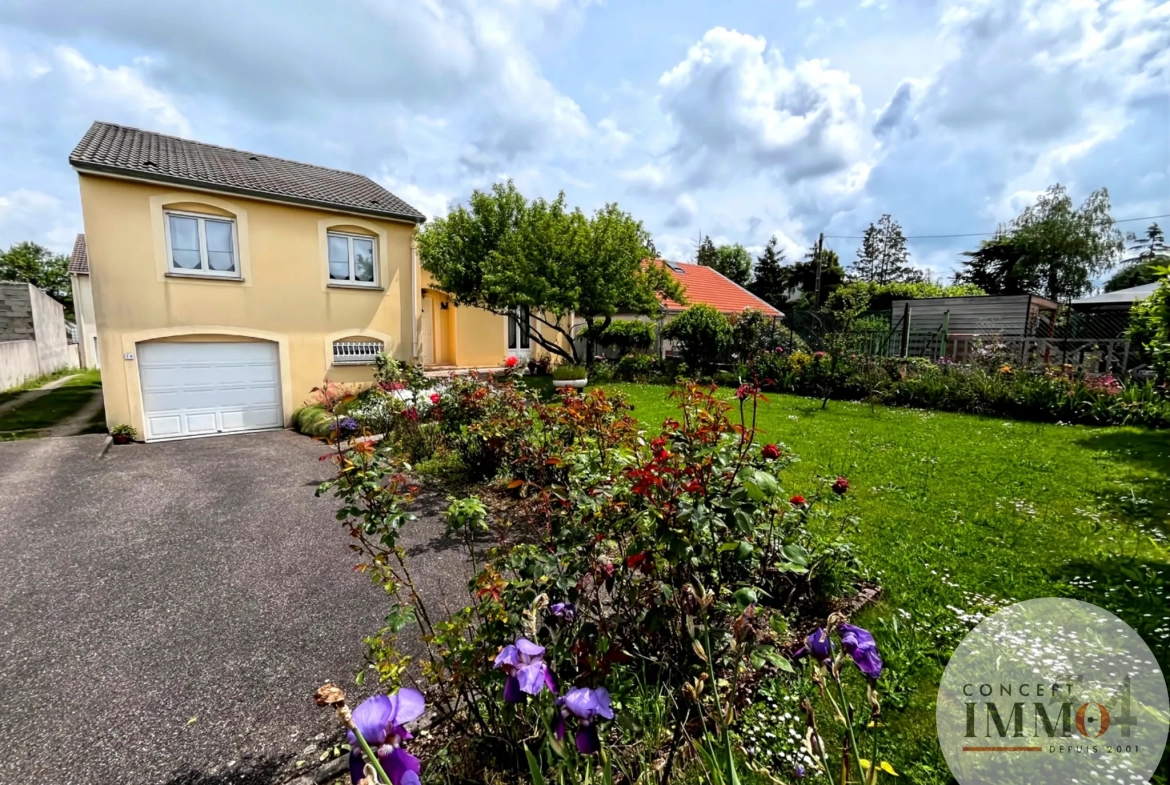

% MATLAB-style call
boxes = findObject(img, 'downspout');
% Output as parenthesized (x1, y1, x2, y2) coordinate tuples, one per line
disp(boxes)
(411, 237, 419, 363)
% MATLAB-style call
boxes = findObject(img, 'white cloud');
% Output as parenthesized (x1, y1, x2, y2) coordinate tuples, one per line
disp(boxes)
(0, 189, 77, 252)
(664, 193, 698, 228)
(656, 27, 871, 189)
(374, 175, 453, 222)
(51, 46, 190, 137)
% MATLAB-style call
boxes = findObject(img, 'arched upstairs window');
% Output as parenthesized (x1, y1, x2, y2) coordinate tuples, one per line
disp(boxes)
(164, 208, 239, 278)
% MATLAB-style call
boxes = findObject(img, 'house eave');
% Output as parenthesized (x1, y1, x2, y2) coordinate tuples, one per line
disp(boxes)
(71, 163, 427, 226)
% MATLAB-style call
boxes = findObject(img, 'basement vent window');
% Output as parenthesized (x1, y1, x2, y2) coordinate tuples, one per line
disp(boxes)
(333, 340, 384, 365)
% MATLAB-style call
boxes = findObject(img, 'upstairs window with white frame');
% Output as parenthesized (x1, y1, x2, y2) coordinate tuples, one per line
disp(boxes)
(166, 211, 238, 277)
(328, 231, 377, 286)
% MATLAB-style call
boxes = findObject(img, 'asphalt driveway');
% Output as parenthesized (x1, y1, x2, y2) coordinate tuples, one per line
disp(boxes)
(0, 431, 468, 785)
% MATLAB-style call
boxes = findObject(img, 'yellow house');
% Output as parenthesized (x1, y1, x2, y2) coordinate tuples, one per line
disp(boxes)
(71, 122, 547, 441)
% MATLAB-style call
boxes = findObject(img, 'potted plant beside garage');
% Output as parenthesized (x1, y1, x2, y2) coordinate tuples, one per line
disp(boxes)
(110, 424, 137, 445)
(551, 363, 588, 389)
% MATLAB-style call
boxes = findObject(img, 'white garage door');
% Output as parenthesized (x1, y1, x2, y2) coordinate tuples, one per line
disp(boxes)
(138, 341, 283, 441)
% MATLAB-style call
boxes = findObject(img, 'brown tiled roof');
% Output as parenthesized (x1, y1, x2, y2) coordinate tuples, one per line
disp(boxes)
(655, 260, 783, 317)
(69, 122, 426, 223)
(69, 233, 88, 274)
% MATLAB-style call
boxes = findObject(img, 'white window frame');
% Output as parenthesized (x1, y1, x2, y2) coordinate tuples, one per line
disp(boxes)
(163, 210, 241, 278)
(507, 305, 533, 357)
(327, 230, 379, 288)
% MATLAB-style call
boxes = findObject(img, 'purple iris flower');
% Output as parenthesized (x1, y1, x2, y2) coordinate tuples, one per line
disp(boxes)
(839, 623, 883, 679)
(347, 689, 426, 785)
(562, 687, 614, 754)
(494, 637, 556, 702)
(793, 628, 832, 664)
(550, 602, 576, 622)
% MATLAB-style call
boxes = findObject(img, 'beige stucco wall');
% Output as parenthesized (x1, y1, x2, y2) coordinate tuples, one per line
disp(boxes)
(79, 174, 421, 433)
(70, 273, 99, 368)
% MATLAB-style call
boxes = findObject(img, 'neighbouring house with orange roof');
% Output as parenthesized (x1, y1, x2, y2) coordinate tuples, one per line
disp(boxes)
(653, 260, 782, 319)
(572, 259, 782, 360)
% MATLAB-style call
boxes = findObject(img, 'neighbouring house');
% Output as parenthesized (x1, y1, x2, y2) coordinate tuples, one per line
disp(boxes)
(1071, 282, 1158, 312)
(71, 121, 560, 441)
(0, 282, 76, 390)
(575, 260, 783, 359)
(69, 233, 99, 369)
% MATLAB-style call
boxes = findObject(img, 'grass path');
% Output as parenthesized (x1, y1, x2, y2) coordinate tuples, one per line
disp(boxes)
(0, 369, 104, 440)
(602, 382, 1170, 780)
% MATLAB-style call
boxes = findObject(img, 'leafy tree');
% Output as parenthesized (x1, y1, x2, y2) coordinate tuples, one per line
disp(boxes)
(954, 186, 1124, 302)
(0, 241, 72, 318)
(1005, 184, 1123, 303)
(695, 235, 718, 268)
(662, 304, 731, 374)
(1105, 222, 1169, 292)
(953, 231, 1037, 295)
(850, 214, 917, 284)
(417, 181, 682, 367)
(788, 244, 845, 308)
(707, 243, 753, 286)
(583, 319, 656, 355)
(748, 237, 788, 307)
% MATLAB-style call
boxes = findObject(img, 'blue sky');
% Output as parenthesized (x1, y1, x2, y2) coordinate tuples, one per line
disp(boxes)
(0, 0, 1167, 279)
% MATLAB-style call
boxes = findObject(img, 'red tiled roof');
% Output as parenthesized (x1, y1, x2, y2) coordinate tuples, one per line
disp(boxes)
(654, 260, 782, 318)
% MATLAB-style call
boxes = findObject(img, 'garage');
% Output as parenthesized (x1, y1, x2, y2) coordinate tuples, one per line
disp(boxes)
(138, 341, 283, 441)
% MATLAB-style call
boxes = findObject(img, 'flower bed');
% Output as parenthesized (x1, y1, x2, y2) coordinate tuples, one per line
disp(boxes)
(313, 373, 889, 784)
(591, 349, 1170, 428)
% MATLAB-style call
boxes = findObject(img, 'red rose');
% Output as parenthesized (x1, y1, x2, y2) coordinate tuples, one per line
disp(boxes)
(832, 476, 849, 495)
(505, 356, 519, 368)
(761, 444, 781, 460)
(430, 393, 441, 404)
(789, 495, 806, 506)
(625, 552, 646, 570)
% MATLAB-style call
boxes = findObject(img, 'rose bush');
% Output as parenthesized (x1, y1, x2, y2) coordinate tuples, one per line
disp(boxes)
(316, 378, 877, 783)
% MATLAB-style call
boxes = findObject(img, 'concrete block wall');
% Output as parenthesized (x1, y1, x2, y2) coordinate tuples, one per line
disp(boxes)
(0, 282, 36, 342)
(0, 282, 74, 390)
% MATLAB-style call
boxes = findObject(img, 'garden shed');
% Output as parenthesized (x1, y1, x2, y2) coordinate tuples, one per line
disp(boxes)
(888, 293, 1058, 336)
(887, 293, 1059, 362)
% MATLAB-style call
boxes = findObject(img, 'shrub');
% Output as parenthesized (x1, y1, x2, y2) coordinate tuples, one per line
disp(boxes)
(317, 383, 870, 784)
(742, 350, 1170, 428)
(584, 319, 656, 356)
(827, 280, 985, 312)
(663, 304, 732, 374)
(292, 404, 334, 437)
(1127, 270, 1170, 380)
(552, 363, 588, 381)
(730, 308, 776, 365)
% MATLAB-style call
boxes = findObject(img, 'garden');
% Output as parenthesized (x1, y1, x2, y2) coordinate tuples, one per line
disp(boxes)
(299, 342, 1169, 785)
(300, 185, 1169, 784)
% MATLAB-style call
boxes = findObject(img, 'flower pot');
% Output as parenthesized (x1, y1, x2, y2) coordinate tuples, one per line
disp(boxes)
(552, 378, 588, 389)
(112, 434, 133, 445)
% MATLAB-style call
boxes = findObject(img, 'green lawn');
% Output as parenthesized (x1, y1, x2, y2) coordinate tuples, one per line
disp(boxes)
(602, 382, 1170, 780)
(0, 369, 104, 439)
